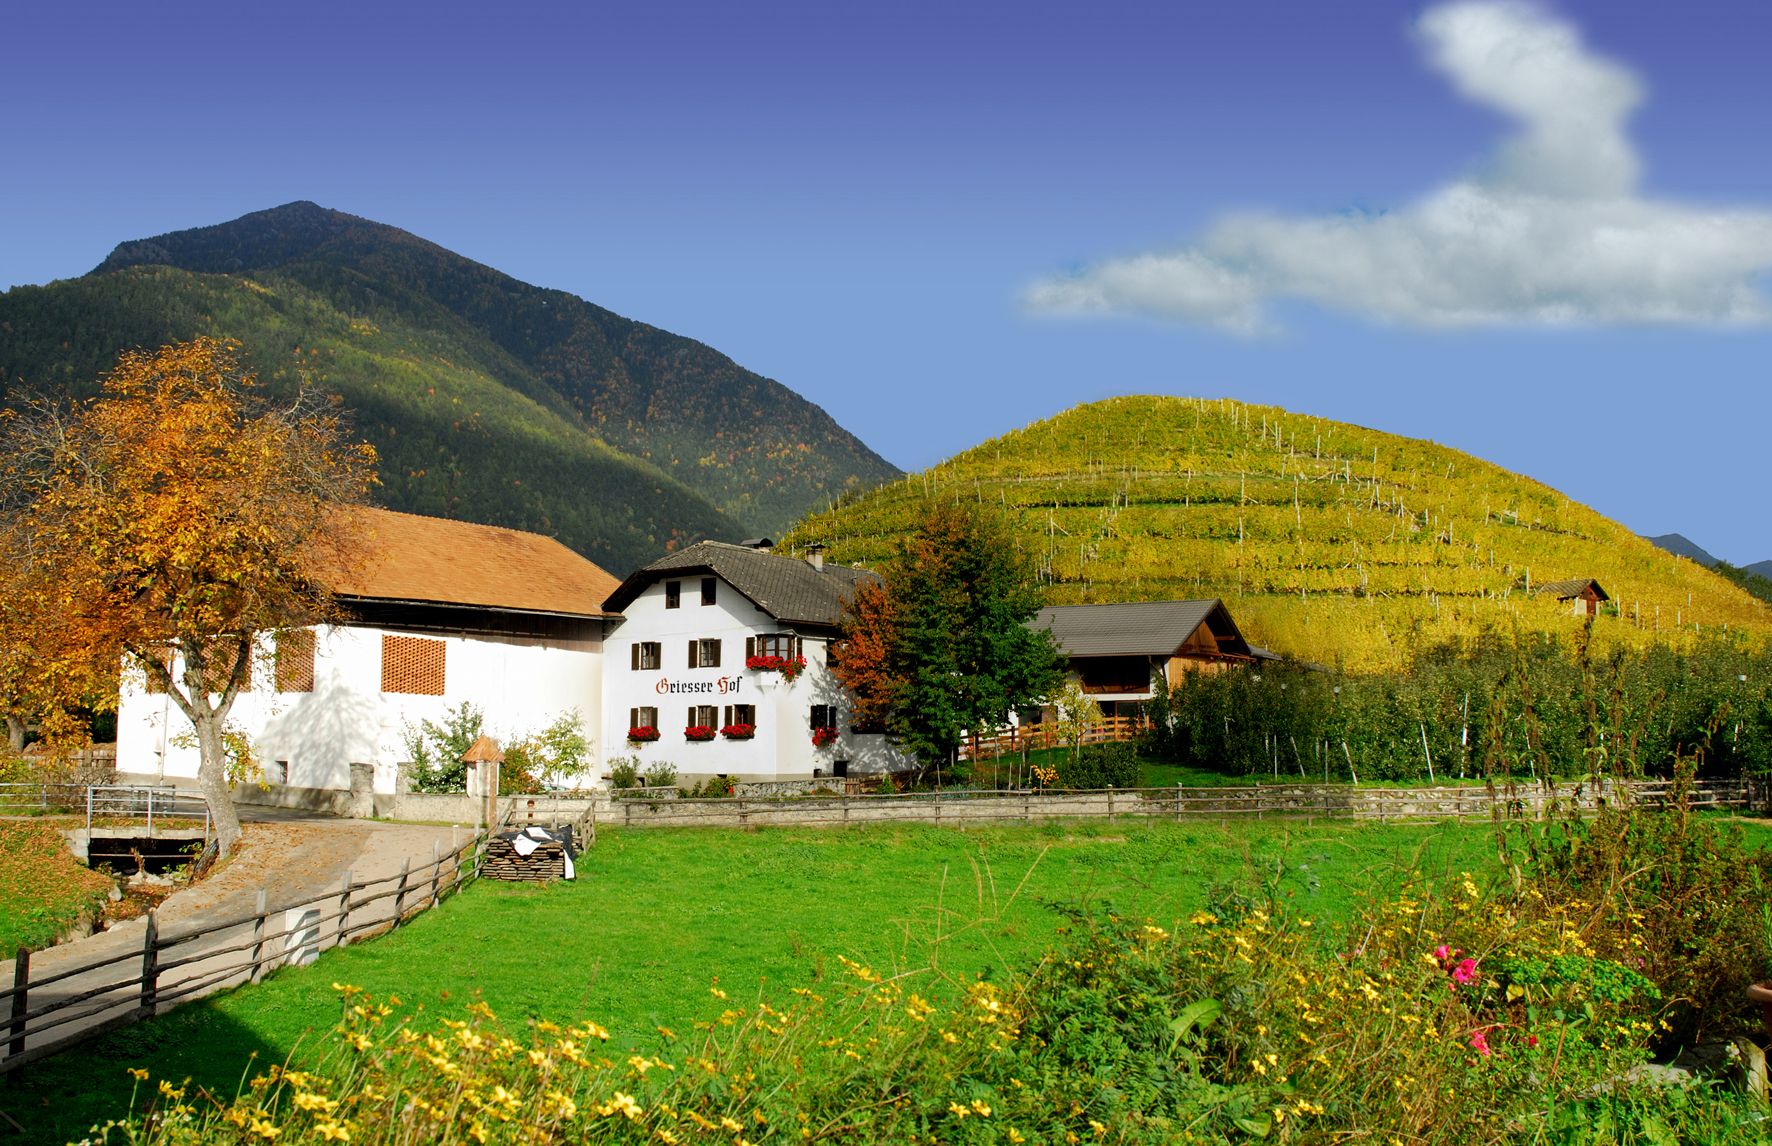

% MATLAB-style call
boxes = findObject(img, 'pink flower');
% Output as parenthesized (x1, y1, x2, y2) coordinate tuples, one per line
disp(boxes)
(1526, 1034, 1539, 1049)
(1452, 958, 1479, 986)
(1469, 1027, 1491, 1057)
(1433, 945, 1452, 963)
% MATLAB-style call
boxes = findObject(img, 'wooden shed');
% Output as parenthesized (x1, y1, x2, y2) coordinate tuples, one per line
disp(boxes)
(1536, 578, 1610, 618)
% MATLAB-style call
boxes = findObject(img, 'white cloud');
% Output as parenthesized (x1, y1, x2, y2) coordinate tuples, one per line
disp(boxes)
(1027, 1, 1772, 333)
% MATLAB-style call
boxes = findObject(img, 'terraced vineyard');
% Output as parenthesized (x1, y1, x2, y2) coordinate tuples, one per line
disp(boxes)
(785, 396, 1770, 671)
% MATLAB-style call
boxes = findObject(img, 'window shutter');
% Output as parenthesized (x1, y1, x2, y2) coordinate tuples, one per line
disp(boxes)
(722, 705, 731, 726)
(687, 640, 698, 669)
(629, 707, 638, 728)
(746, 636, 755, 660)
(631, 644, 639, 671)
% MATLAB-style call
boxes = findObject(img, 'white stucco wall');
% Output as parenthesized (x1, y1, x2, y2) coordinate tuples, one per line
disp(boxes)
(602, 574, 915, 781)
(117, 623, 604, 792)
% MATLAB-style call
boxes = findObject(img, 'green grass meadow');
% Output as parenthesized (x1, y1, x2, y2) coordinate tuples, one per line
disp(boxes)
(10, 815, 1768, 1142)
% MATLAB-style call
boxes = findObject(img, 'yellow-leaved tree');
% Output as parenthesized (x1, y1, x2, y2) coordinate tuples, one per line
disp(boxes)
(1, 338, 377, 855)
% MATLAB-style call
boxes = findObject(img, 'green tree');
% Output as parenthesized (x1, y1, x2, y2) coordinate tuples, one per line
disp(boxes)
(835, 502, 1064, 772)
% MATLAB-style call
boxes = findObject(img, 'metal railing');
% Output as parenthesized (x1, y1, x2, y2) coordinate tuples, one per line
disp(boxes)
(84, 786, 212, 840)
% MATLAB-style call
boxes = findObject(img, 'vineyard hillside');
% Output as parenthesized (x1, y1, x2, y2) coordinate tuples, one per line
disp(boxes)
(784, 396, 1771, 672)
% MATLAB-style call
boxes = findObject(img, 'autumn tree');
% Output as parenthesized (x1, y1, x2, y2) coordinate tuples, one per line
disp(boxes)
(2, 338, 377, 855)
(833, 501, 1064, 772)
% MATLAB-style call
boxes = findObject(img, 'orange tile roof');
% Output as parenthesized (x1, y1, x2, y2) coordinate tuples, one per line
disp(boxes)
(314, 506, 621, 618)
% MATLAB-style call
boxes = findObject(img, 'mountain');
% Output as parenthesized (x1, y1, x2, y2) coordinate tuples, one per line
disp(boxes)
(783, 396, 1771, 672)
(1747, 560, 1772, 580)
(0, 202, 899, 572)
(1644, 533, 1719, 567)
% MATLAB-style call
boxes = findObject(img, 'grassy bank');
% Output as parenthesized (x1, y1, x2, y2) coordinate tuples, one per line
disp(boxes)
(7, 817, 1512, 1141)
(0, 820, 115, 959)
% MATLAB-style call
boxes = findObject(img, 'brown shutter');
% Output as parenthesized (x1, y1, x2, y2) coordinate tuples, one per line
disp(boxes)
(629, 707, 638, 728)
(687, 640, 698, 668)
(631, 644, 639, 671)
(746, 636, 755, 660)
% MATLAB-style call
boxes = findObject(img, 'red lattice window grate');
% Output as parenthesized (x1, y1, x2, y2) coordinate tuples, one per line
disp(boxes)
(381, 634, 446, 696)
(275, 630, 316, 693)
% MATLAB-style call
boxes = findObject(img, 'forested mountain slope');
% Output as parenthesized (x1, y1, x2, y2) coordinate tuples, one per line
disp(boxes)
(784, 396, 1771, 671)
(0, 202, 899, 571)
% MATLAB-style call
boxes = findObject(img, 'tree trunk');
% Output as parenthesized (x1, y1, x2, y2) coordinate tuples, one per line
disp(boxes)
(4, 714, 24, 754)
(192, 708, 243, 857)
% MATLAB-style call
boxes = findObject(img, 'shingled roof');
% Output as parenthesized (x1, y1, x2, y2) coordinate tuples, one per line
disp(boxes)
(602, 541, 880, 627)
(1535, 578, 1609, 602)
(315, 506, 622, 618)
(1032, 600, 1253, 659)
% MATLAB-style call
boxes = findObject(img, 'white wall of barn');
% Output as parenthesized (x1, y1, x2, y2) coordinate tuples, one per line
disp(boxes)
(602, 574, 914, 782)
(116, 624, 604, 792)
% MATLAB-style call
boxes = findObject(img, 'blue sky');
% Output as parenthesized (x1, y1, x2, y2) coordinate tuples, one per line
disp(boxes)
(4, 1, 1768, 561)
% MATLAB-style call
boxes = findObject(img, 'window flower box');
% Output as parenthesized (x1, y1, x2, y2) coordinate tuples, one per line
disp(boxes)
(811, 726, 838, 748)
(684, 725, 717, 742)
(627, 725, 661, 743)
(720, 723, 756, 740)
(746, 654, 808, 682)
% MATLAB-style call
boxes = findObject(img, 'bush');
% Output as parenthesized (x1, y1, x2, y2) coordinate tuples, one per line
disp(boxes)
(641, 761, 678, 788)
(605, 756, 642, 790)
(1054, 740, 1138, 789)
(1506, 759, 1772, 1046)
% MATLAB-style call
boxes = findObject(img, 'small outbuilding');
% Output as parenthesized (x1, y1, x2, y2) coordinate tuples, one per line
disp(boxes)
(1030, 599, 1255, 717)
(1535, 578, 1610, 618)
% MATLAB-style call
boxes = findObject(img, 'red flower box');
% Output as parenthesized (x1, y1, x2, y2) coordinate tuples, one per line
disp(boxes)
(720, 723, 756, 740)
(684, 725, 717, 742)
(627, 726, 661, 742)
(811, 726, 838, 748)
(746, 654, 808, 682)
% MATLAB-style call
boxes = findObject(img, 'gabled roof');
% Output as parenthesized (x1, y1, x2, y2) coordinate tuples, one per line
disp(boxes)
(315, 506, 622, 618)
(1031, 599, 1253, 660)
(1535, 577, 1609, 602)
(602, 541, 880, 627)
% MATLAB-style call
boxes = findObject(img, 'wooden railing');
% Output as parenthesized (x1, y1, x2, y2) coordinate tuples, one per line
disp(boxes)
(959, 716, 1153, 761)
(0, 833, 484, 1074)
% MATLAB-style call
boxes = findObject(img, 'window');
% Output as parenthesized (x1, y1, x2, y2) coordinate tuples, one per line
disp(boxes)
(701, 577, 717, 606)
(687, 638, 721, 668)
(629, 706, 659, 730)
(748, 633, 801, 661)
(688, 704, 718, 728)
(810, 704, 838, 732)
(631, 642, 662, 671)
(269, 760, 289, 785)
(199, 636, 253, 694)
(665, 581, 681, 609)
(722, 703, 756, 728)
(275, 630, 316, 693)
(382, 634, 446, 695)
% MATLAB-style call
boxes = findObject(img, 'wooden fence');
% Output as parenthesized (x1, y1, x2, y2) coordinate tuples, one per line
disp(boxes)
(959, 716, 1151, 761)
(590, 777, 1759, 832)
(0, 834, 483, 1074)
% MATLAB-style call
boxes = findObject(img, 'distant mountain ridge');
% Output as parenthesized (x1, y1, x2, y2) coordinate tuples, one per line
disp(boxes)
(0, 201, 899, 572)
(1643, 533, 1772, 604)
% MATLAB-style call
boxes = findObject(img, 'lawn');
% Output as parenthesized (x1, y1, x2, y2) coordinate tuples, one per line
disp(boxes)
(5, 817, 1494, 1140)
(10, 814, 1770, 1142)
(0, 820, 115, 959)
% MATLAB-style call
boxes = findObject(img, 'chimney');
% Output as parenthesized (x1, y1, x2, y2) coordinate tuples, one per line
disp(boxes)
(806, 542, 826, 571)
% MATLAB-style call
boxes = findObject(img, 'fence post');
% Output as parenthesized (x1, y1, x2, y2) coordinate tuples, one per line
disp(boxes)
(336, 871, 354, 947)
(841, 794, 849, 827)
(9, 949, 27, 1058)
(392, 857, 411, 924)
(86, 786, 93, 836)
(140, 910, 159, 1017)
(934, 789, 941, 825)
(146, 788, 154, 837)
(1107, 786, 1114, 822)
(250, 890, 268, 983)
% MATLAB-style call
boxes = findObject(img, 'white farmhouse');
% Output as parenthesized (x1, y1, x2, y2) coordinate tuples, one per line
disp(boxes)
(600, 540, 915, 784)
(116, 507, 621, 794)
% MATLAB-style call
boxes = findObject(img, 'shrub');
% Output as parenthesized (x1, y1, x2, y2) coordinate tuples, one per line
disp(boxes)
(640, 761, 678, 788)
(605, 756, 642, 790)
(403, 702, 484, 792)
(1054, 740, 1138, 788)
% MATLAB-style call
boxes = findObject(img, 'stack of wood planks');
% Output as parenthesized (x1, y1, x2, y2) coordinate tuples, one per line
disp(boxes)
(481, 831, 570, 882)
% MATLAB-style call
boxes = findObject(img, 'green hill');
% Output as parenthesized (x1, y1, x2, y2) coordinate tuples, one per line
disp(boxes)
(0, 202, 899, 572)
(784, 395, 1772, 671)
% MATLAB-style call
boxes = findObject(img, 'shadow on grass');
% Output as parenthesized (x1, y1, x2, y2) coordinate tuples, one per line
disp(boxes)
(0, 1000, 290, 1144)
